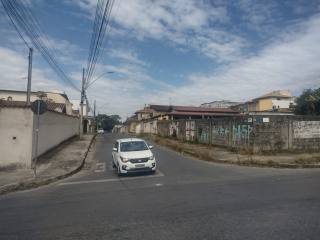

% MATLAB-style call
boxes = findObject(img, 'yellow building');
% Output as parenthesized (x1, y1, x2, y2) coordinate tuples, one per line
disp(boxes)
(252, 90, 295, 112)
(232, 90, 295, 113)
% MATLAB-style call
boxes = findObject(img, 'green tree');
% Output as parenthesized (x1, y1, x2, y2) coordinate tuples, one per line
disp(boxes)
(97, 114, 121, 132)
(294, 88, 320, 115)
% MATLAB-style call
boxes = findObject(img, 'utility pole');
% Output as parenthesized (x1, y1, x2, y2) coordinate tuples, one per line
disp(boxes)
(26, 48, 33, 105)
(94, 100, 97, 132)
(94, 100, 96, 117)
(80, 68, 85, 139)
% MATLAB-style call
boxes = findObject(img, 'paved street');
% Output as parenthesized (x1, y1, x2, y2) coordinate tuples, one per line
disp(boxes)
(0, 133, 320, 240)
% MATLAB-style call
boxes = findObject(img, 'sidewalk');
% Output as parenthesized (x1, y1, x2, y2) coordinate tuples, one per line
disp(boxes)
(143, 135, 320, 168)
(0, 134, 96, 195)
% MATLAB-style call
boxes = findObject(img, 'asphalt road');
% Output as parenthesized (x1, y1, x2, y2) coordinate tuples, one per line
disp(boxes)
(1, 133, 320, 240)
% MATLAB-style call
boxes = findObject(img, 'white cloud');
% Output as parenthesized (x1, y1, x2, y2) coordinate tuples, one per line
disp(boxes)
(109, 48, 148, 67)
(42, 37, 85, 66)
(73, 0, 242, 62)
(0, 47, 79, 99)
(146, 14, 320, 105)
(2, 1, 320, 120)
(84, 50, 173, 118)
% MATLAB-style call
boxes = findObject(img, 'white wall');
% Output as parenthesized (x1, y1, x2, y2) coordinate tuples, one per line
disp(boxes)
(0, 107, 79, 168)
(271, 99, 294, 109)
(141, 120, 157, 134)
(135, 123, 142, 134)
(0, 108, 33, 167)
(32, 111, 79, 158)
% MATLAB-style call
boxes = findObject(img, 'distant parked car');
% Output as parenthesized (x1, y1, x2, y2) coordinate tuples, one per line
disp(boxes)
(97, 129, 104, 134)
(112, 138, 156, 176)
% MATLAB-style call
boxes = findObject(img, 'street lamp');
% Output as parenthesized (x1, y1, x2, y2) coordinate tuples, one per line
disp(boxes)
(79, 68, 114, 136)
(85, 71, 115, 89)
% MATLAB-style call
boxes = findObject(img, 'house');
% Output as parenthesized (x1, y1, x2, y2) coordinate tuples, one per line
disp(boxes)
(70, 99, 90, 117)
(124, 115, 140, 133)
(0, 89, 73, 115)
(200, 100, 242, 108)
(232, 90, 295, 114)
(70, 100, 94, 133)
(0, 100, 69, 113)
(135, 107, 154, 120)
(147, 104, 240, 120)
(125, 104, 240, 134)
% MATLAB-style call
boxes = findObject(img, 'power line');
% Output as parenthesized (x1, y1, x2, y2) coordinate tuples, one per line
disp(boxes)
(84, 0, 114, 90)
(1, 0, 80, 92)
(1, 1, 30, 48)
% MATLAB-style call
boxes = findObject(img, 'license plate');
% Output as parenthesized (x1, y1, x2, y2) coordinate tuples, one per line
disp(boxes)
(135, 164, 145, 168)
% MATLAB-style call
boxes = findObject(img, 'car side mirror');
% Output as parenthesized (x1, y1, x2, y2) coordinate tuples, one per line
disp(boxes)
(112, 148, 117, 152)
(149, 145, 153, 149)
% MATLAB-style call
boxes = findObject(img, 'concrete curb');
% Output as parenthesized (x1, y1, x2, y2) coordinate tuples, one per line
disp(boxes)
(150, 138, 320, 169)
(0, 134, 97, 196)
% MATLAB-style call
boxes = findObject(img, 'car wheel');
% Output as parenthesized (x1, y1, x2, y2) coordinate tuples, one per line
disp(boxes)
(117, 166, 122, 176)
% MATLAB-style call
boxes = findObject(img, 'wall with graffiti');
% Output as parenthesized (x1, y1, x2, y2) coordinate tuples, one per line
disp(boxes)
(155, 115, 320, 152)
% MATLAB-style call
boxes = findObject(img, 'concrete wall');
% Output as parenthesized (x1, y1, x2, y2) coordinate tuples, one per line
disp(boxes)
(155, 116, 320, 153)
(0, 107, 79, 168)
(32, 111, 79, 159)
(0, 108, 33, 167)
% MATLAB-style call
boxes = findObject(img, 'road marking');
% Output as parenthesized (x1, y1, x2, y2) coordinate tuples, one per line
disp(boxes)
(155, 183, 163, 187)
(95, 162, 106, 172)
(58, 171, 164, 186)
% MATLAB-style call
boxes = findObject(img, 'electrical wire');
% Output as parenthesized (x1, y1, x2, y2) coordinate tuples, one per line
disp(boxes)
(84, 0, 114, 90)
(1, 0, 80, 91)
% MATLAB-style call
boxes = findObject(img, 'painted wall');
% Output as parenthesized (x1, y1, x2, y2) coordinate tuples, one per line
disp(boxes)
(0, 107, 79, 168)
(32, 111, 79, 158)
(155, 116, 320, 152)
(271, 99, 294, 109)
(0, 108, 33, 167)
(256, 99, 273, 111)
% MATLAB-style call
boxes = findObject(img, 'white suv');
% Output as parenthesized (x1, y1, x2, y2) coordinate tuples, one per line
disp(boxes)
(112, 138, 156, 176)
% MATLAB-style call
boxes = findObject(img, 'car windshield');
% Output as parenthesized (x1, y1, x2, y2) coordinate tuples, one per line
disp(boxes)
(120, 141, 148, 152)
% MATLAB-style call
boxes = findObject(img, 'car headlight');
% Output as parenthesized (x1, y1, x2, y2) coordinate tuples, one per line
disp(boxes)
(120, 156, 129, 163)
(148, 155, 154, 161)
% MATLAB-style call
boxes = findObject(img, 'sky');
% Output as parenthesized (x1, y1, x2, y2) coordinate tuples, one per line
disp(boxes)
(0, 0, 320, 119)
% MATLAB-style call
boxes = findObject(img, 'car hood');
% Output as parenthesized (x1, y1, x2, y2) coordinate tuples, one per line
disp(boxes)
(120, 150, 153, 159)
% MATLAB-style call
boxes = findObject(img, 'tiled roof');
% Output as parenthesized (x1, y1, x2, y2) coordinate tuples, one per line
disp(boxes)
(135, 107, 154, 114)
(172, 106, 237, 113)
(0, 100, 28, 108)
(0, 100, 66, 113)
(254, 90, 293, 100)
(168, 111, 240, 117)
(149, 104, 237, 113)
(149, 104, 172, 112)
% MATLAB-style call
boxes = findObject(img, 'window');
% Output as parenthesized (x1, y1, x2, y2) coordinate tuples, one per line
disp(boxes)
(120, 141, 148, 152)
